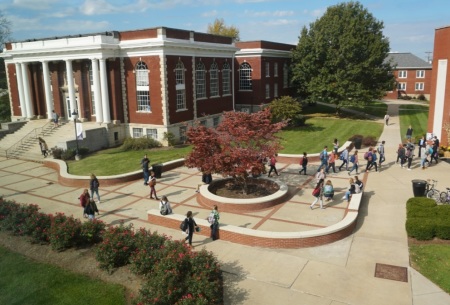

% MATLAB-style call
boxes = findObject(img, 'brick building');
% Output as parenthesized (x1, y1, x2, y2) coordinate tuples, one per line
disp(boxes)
(0, 27, 294, 146)
(384, 52, 432, 100)
(428, 25, 450, 146)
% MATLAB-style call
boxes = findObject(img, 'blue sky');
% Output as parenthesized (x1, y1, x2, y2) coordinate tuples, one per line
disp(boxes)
(1, 0, 448, 61)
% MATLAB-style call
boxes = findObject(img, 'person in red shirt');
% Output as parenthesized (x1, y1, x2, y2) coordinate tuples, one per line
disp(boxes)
(326, 152, 337, 174)
(267, 154, 280, 177)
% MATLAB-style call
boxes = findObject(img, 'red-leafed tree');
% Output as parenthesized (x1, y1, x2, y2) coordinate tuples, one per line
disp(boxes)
(185, 108, 286, 193)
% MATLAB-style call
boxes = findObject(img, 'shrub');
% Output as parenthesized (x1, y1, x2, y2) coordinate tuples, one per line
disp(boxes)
(269, 96, 302, 125)
(51, 147, 64, 159)
(95, 222, 136, 273)
(417, 94, 427, 101)
(163, 132, 177, 147)
(290, 114, 306, 127)
(348, 134, 363, 142)
(49, 213, 82, 251)
(79, 219, 106, 246)
(23, 211, 52, 244)
(121, 137, 162, 151)
(130, 228, 168, 277)
(61, 148, 76, 160)
(405, 218, 435, 240)
(0, 199, 20, 222)
(0, 203, 39, 235)
(362, 136, 377, 147)
(406, 197, 437, 218)
(435, 219, 450, 240)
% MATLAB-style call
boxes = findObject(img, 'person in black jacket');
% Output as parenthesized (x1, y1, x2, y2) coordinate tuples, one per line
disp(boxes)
(184, 211, 198, 247)
(90, 173, 100, 203)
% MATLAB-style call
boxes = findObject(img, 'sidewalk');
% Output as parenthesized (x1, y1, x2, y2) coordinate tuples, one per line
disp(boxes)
(0, 100, 449, 304)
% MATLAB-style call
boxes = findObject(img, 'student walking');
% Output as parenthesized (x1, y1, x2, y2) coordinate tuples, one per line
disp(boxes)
(333, 139, 339, 154)
(209, 205, 220, 241)
(299, 152, 308, 175)
(52, 110, 59, 128)
(384, 114, 389, 126)
(267, 154, 280, 177)
(184, 211, 199, 247)
(90, 173, 100, 203)
(377, 141, 386, 168)
(38, 137, 49, 158)
(141, 154, 150, 185)
(326, 152, 337, 174)
(317, 146, 328, 172)
(348, 151, 359, 175)
(149, 171, 159, 200)
(310, 181, 325, 210)
(338, 147, 350, 171)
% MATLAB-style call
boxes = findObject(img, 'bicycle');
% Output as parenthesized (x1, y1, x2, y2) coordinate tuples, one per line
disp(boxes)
(425, 179, 441, 203)
(439, 187, 450, 204)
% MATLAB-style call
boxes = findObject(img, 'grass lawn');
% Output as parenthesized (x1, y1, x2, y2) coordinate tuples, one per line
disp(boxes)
(399, 104, 429, 142)
(346, 100, 388, 118)
(303, 100, 388, 118)
(409, 244, 450, 294)
(280, 117, 384, 154)
(67, 145, 192, 176)
(0, 246, 127, 305)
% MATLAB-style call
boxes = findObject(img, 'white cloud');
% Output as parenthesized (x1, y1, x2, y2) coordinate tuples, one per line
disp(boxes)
(12, 0, 59, 10)
(202, 10, 218, 17)
(260, 19, 298, 27)
(303, 8, 325, 18)
(245, 10, 294, 17)
(80, 0, 118, 15)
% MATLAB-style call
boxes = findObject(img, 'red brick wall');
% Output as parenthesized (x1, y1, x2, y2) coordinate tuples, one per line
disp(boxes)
(165, 28, 190, 40)
(123, 56, 164, 125)
(429, 26, 450, 146)
(236, 41, 294, 52)
(193, 32, 232, 44)
(235, 57, 264, 107)
(119, 28, 158, 41)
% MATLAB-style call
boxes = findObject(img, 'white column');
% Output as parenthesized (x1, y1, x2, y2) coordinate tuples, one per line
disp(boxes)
(41, 61, 53, 119)
(21, 63, 33, 119)
(99, 59, 111, 123)
(65, 59, 77, 120)
(14, 63, 27, 117)
(91, 59, 103, 123)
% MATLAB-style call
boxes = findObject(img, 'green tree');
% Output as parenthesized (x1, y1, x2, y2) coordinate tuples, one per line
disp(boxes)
(269, 96, 303, 126)
(291, 1, 394, 115)
(207, 18, 240, 42)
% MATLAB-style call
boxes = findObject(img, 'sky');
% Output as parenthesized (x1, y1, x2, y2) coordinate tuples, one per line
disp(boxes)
(0, 0, 448, 62)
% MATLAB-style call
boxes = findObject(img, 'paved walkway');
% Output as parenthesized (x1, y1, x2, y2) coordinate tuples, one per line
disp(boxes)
(0, 100, 449, 304)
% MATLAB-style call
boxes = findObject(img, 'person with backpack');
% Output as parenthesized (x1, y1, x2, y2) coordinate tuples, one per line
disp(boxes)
(310, 180, 325, 210)
(208, 205, 220, 241)
(299, 152, 308, 175)
(149, 171, 159, 200)
(363, 147, 373, 172)
(317, 146, 328, 172)
(326, 151, 337, 174)
(79, 189, 90, 216)
(366, 150, 378, 172)
(420, 144, 428, 170)
(348, 150, 359, 175)
(323, 180, 334, 202)
(159, 195, 172, 215)
(184, 211, 198, 247)
(84, 200, 98, 220)
(406, 141, 415, 170)
(399, 144, 407, 168)
(267, 154, 280, 177)
(338, 146, 350, 171)
(377, 141, 386, 169)
(430, 137, 439, 164)
(90, 173, 100, 203)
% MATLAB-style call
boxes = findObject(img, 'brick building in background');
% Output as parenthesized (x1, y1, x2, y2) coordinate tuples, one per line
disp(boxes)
(429, 25, 450, 146)
(0, 27, 294, 147)
(384, 52, 432, 100)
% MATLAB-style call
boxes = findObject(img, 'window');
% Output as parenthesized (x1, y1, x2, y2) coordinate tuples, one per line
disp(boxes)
(179, 126, 187, 142)
(265, 62, 270, 77)
(222, 62, 231, 95)
(196, 61, 206, 99)
(283, 63, 288, 88)
(175, 60, 186, 110)
(200, 120, 207, 126)
(210, 62, 219, 97)
(398, 83, 406, 90)
(416, 70, 425, 78)
(146, 129, 158, 140)
(265, 84, 270, 99)
(274, 83, 278, 98)
(213, 117, 220, 127)
(88, 63, 96, 115)
(136, 61, 150, 112)
(133, 128, 143, 138)
(415, 82, 424, 91)
(274, 62, 278, 77)
(239, 62, 252, 90)
(398, 70, 407, 78)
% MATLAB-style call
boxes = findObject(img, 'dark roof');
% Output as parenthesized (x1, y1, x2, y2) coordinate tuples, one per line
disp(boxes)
(386, 52, 431, 69)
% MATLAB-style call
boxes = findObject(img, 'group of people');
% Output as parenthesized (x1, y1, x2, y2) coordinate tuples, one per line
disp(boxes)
(78, 173, 101, 220)
(396, 134, 440, 170)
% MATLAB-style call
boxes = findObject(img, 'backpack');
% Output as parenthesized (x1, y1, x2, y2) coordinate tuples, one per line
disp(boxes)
(160, 202, 169, 215)
(180, 218, 188, 231)
(339, 154, 344, 161)
(319, 151, 324, 160)
(301, 156, 308, 166)
(364, 151, 369, 160)
(208, 212, 216, 225)
(371, 153, 377, 162)
(350, 154, 356, 163)
(312, 187, 320, 197)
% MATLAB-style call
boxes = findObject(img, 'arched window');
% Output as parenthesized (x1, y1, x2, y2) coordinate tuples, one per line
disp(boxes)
(222, 62, 231, 95)
(196, 61, 206, 99)
(239, 62, 252, 90)
(175, 60, 186, 110)
(210, 62, 219, 97)
(136, 61, 150, 112)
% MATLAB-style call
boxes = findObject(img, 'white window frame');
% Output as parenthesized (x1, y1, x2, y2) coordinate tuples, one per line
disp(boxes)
(265, 84, 270, 99)
(136, 61, 150, 112)
(274, 62, 278, 77)
(146, 129, 158, 140)
(415, 82, 424, 91)
(133, 128, 143, 138)
(196, 61, 206, 99)
(175, 60, 186, 110)
(265, 62, 270, 77)
(274, 83, 278, 98)
(416, 70, 425, 78)
(210, 62, 219, 97)
(398, 82, 406, 90)
(222, 62, 231, 95)
(398, 70, 407, 78)
(239, 62, 252, 91)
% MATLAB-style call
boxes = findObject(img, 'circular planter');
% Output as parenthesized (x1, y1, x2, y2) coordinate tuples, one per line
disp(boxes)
(197, 177, 289, 212)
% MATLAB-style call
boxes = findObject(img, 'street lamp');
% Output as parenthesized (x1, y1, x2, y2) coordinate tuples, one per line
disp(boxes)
(72, 110, 81, 160)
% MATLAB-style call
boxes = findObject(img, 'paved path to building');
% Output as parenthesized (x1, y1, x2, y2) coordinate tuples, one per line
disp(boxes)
(0, 100, 449, 305)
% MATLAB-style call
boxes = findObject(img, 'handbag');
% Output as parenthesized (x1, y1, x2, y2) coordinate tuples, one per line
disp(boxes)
(312, 188, 320, 197)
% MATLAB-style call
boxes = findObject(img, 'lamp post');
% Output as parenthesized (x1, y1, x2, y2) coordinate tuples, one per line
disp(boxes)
(72, 110, 81, 160)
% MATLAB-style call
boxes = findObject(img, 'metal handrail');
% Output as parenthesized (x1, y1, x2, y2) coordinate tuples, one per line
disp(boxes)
(5, 120, 54, 158)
